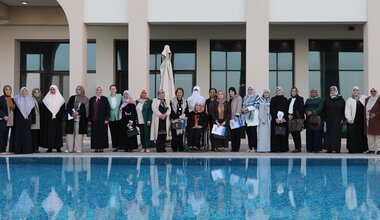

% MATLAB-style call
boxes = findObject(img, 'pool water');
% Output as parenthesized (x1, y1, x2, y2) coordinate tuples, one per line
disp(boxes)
(0, 157, 378, 219)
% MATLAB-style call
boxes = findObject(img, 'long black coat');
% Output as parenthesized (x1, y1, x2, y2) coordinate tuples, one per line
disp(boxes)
(287, 95, 305, 120)
(65, 95, 88, 134)
(323, 96, 345, 152)
(12, 105, 34, 154)
(119, 103, 138, 151)
(270, 95, 289, 152)
(89, 96, 110, 149)
(40, 103, 65, 149)
(0, 95, 9, 131)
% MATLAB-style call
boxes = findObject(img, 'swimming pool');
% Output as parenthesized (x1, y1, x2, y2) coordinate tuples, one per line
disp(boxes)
(0, 157, 377, 219)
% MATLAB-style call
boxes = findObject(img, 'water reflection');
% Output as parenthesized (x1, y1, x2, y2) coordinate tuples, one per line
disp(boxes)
(0, 157, 379, 219)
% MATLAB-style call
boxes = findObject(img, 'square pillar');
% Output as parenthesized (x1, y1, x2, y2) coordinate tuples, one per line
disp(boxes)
(364, 0, 380, 92)
(246, 0, 269, 94)
(196, 36, 210, 97)
(128, 0, 150, 98)
(294, 37, 309, 96)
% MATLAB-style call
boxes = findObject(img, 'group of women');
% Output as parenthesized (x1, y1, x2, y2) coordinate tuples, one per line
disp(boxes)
(1, 83, 379, 154)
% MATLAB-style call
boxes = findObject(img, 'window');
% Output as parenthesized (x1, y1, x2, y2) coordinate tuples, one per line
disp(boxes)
(309, 40, 363, 99)
(20, 42, 96, 100)
(210, 41, 245, 96)
(269, 40, 294, 97)
(115, 40, 128, 92)
(150, 41, 196, 98)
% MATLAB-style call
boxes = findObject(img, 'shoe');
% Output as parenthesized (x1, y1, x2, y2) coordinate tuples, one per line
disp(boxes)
(46, 149, 52, 153)
(377, 152, 380, 155)
(366, 150, 375, 154)
(64, 150, 69, 153)
(57, 149, 62, 153)
(146, 149, 150, 153)
(76, 151, 81, 153)
(247, 149, 252, 153)
(141, 149, 146, 153)
(100, 149, 104, 152)
(325, 150, 332, 153)
(34, 150, 40, 153)
(292, 149, 301, 153)
(94, 149, 99, 153)
(113, 149, 118, 152)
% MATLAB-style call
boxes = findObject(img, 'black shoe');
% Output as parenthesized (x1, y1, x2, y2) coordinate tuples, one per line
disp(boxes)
(34, 150, 40, 153)
(113, 149, 118, 152)
(46, 149, 52, 153)
(292, 149, 301, 153)
(57, 149, 62, 153)
(376, 152, 380, 155)
(313, 150, 319, 153)
(366, 151, 375, 154)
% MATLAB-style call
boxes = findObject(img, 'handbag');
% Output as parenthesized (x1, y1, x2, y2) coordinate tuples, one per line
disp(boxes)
(275, 126, 286, 136)
(127, 127, 139, 137)
(309, 113, 321, 128)
(171, 121, 182, 130)
(288, 119, 304, 132)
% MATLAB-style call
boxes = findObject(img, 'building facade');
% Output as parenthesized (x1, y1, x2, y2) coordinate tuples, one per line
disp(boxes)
(0, 0, 379, 100)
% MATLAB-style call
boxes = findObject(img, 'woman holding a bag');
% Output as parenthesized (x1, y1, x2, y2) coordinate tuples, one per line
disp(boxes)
(119, 90, 138, 152)
(170, 88, 188, 152)
(287, 87, 305, 153)
(270, 87, 289, 152)
(304, 89, 324, 153)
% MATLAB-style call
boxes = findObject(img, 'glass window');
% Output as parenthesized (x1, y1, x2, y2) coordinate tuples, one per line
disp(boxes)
(26, 54, 41, 71)
(25, 73, 40, 90)
(210, 41, 245, 96)
(115, 40, 128, 92)
(269, 40, 294, 97)
(150, 41, 196, 98)
(309, 40, 363, 98)
(87, 43, 96, 72)
(54, 43, 69, 71)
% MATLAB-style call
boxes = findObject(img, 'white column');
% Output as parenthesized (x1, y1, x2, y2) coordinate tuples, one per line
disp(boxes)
(246, 0, 269, 94)
(294, 37, 309, 97)
(57, 0, 87, 94)
(196, 36, 210, 97)
(364, 0, 380, 92)
(128, 0, 150, 98)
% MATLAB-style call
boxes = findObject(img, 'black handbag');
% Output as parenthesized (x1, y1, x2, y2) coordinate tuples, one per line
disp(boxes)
(275, 126, 286, 136)
(127, 127, 139, 137)
(309, 113, 321, 128)
(288, 119, 304, 132)
(171, 121, 182, 130)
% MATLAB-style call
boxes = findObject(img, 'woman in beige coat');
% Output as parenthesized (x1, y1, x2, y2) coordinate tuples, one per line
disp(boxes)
(150, 89, 171, 152)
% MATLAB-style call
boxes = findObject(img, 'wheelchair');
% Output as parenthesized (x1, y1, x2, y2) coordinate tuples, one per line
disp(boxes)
(183, 127, 210, 152)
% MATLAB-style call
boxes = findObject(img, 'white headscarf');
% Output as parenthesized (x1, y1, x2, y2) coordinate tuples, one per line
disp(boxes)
(42, 85, 65, 119)
(14, 87, 35, 120)
(188, 86, 205, 112)
(329, 86, 340, 99)
(276, 87, 284, 96)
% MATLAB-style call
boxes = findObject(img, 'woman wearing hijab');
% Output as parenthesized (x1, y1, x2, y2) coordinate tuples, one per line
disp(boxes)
(345, 86, 367, 153)
(211, 90, 231, 152)
(119, 90, 138, 152)
(323, 86, 345, 153)
(270, 87, 289, 152)
(228, 87, 242, 152)
(287, 87, 305, 153)
(107, 85, 123, 152)
(206, 88, 217, 149)
(241, 85, 260, 152)
(365, 88, 380, 154)
(151, 89, 171, 152)
(304, 89, 324, 153)
(89, 86, 110, 153)
(31, 88, 43, 153)
(170, 88, 188, 152)
(12, 87, 35, 154)
(65, 85, 89, 153)
(41, 85, 65, 153)
(136, 89, 153, 153)
(0, 85, 15, 153)
(188, 86, 205, 113)
(257, 89, 271, 152)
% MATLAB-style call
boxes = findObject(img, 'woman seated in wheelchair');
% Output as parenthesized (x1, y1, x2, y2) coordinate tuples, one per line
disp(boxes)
(187, 102, 208, 148)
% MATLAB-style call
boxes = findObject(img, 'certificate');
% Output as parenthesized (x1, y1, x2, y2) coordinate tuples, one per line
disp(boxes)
(229, 119, 242, 129)
(211, 124, 226, 136)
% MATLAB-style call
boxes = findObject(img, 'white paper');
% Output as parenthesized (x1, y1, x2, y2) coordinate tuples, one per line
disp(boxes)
(229, 119, 243, 130)
(211, 124, 226, 136)
(67, 113, 73, 120)
(277, 111, 284, 120)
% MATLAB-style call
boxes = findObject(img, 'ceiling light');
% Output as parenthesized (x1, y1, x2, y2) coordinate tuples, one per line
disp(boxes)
(21, 1, 29, 5)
